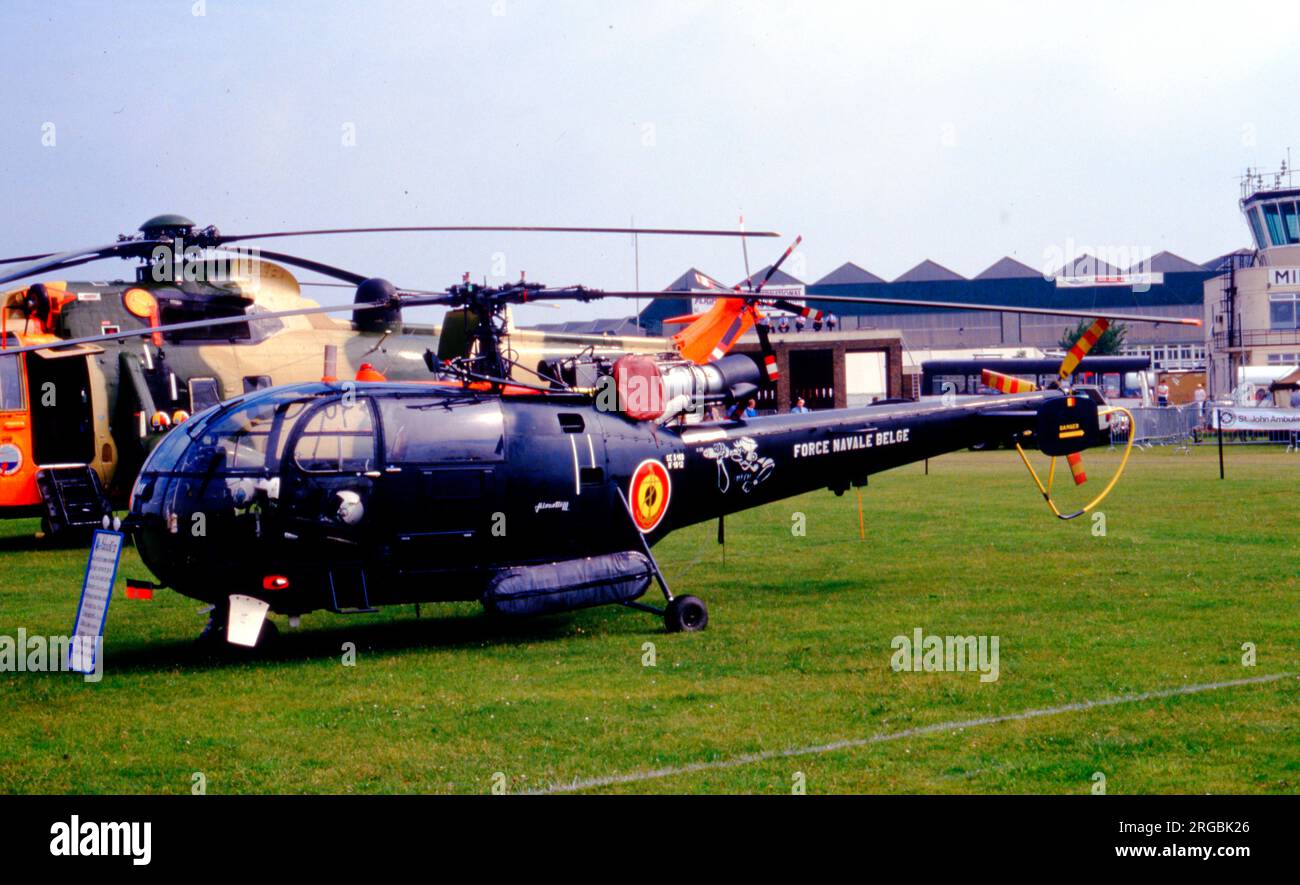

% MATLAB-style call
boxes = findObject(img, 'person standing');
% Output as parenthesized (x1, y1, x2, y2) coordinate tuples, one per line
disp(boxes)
(790, 397, 810, 414)
(1193, 383, 1207, 422)
(1156, 379, 1170, 407)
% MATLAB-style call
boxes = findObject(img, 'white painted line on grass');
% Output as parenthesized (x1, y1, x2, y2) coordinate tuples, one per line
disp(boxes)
(530, 672, 1296, 794)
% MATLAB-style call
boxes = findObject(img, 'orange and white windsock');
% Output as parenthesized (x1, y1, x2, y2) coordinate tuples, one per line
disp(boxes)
(1059, 318, 1110, 379)
(982, 368, 1037, 394)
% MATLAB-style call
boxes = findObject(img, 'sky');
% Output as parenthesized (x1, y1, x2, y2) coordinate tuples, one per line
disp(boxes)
(2, 0, 1299, 324)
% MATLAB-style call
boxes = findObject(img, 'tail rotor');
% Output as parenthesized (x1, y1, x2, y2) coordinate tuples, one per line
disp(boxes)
(983, 318, 1135, 517)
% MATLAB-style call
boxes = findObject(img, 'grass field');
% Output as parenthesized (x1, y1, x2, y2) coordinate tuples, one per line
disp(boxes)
(1, 446, 1297, 794)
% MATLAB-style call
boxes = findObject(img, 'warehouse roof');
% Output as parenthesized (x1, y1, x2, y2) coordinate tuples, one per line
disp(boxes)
(739, 264, 804, 289)
(973, 256, 1042, 280)
(1132, 251, 1204, 273)
(662, 267, 728, 292)
(1056, 254, 1122, 276)
(894, 259, 965, 282)
(814, 261, 886, 285)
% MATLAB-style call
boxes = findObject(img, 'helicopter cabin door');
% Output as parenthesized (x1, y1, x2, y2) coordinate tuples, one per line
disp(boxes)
(500, 405, 609, 561)
(26, 347, 97, 466)
(371, 395, 507, 583)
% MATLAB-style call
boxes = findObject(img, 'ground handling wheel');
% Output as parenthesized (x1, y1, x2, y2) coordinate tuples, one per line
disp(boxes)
(664, 595, 709, 633)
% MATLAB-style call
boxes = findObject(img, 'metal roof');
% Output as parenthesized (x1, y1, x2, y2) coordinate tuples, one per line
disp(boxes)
(973, 256, 1041, 280)
(894, 259, 965, 282)
(1056, 254, 1122, 276)
(661, 267, 727, 292)
(1130, 251, 1204, 273)
(739, 264, 804, 288)
(813, 262, 886, 285)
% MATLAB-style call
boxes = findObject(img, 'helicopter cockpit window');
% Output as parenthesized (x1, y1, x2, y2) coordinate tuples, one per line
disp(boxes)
(189, 378, 223, 413)
(294, 399, 377, 473)
(0, 348, 23, 412)
(378, 397, 505, 463)
(154, 289, 285, 345)
(174, 393, 312, 475)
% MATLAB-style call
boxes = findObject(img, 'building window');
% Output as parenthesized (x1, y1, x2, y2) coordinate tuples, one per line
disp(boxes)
(1261, 202, 1300, 246)
(1269, 293, 1299, 330)
(1263, 203, 1284, 246)
(1267, 353, 1300, 365)
(1248, 206, 1269, 249)
(1284, 202, 1300, 245)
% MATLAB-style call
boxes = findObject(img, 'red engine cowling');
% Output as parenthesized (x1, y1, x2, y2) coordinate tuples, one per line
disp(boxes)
(612, 353, 761, 423)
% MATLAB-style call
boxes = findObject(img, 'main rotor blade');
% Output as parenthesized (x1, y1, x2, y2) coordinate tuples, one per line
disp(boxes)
(215, 225, 781, 245)
(0, 252, 57, 266)
(521, 288, 1201, 326)
(0, 241, 162, 287)
(0, 295, 455, 358)
(797, 293, 1203, 327)
(242, 248, 370, 285)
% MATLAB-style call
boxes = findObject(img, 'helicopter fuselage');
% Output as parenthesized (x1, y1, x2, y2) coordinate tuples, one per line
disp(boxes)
(126, 381, 1080, 618)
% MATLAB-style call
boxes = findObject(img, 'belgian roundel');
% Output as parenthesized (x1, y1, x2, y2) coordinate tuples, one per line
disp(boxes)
(0, 444, 21, 477)
(629, 459, 671, 533)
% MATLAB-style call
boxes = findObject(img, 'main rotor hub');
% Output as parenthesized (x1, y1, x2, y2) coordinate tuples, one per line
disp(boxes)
(138, 213, 197, 241)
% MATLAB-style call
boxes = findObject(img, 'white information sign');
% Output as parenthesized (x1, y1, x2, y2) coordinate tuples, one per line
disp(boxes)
(1211, 407, 1300, 432)
(67, 530, 123, 674)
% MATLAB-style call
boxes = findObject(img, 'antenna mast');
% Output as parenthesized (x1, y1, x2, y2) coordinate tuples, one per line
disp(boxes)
(632, 215, 640, 332)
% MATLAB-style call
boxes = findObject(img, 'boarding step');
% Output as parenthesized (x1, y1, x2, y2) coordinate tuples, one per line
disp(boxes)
(35, 464, 112, 536)
(327, 565, 378, 614)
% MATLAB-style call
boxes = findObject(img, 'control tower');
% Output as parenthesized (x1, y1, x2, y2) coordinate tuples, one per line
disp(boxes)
(1205, 158, 1300, 397)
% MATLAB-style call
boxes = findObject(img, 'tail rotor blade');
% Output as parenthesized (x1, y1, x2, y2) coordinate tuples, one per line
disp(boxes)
(753, 316, 780, 385)
(982, 369, 1038, 394)
(1059, 318, 1110, 379)
(750, 235, 802, 295)
(769, 297, 822, 322)
(1066, 451, 1088, 486)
